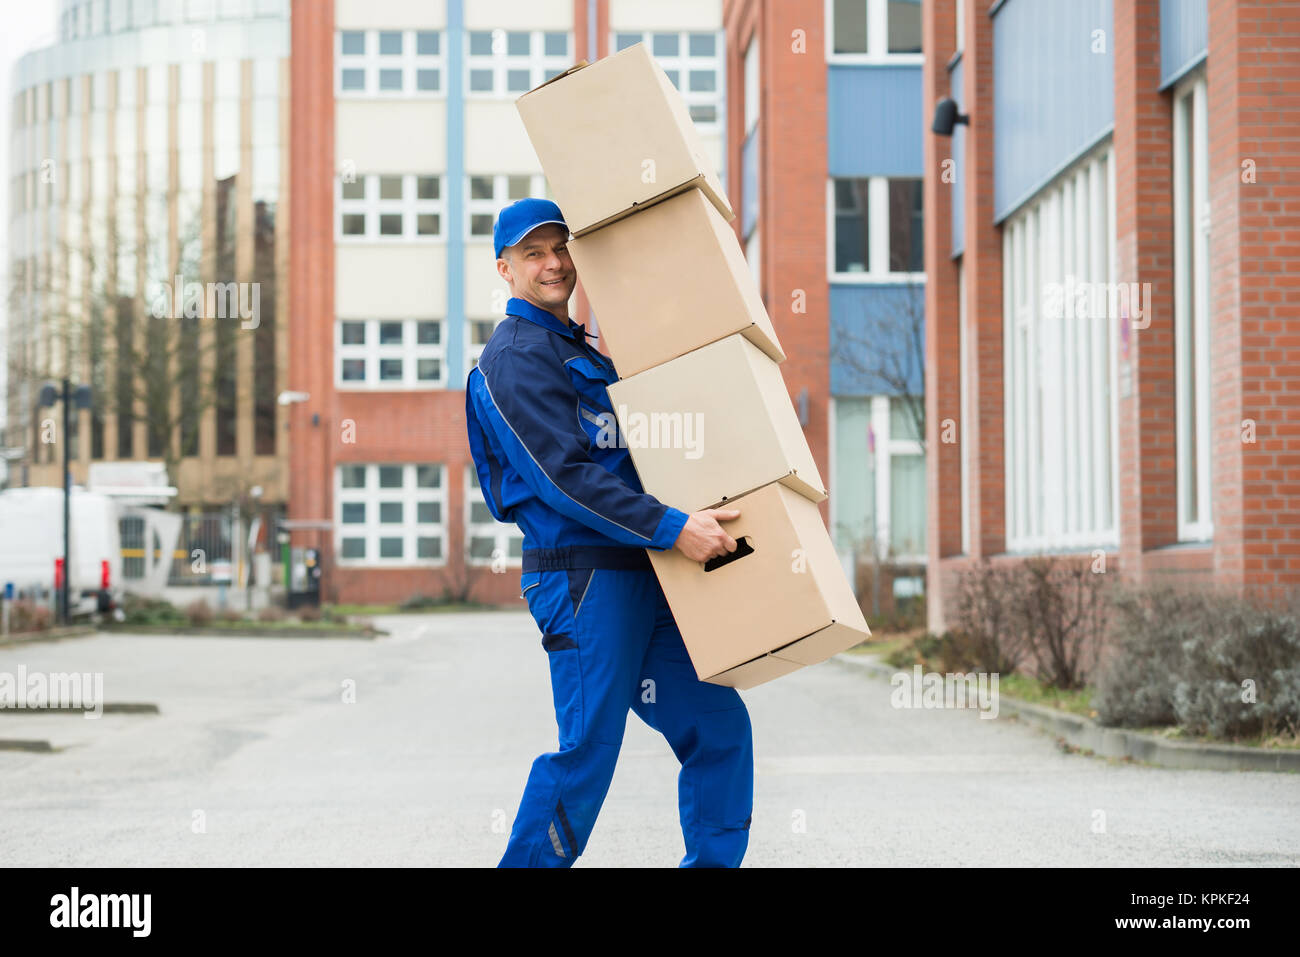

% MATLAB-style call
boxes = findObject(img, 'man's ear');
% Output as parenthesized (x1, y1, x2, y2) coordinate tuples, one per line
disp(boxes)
(496, 256, 513, 284)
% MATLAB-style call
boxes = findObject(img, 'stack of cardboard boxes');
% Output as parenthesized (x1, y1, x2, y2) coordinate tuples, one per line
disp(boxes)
(517, 43, 870, 690)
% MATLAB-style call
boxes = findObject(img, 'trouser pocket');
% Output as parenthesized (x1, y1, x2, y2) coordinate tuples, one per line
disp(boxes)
(543, 640, 584, 748)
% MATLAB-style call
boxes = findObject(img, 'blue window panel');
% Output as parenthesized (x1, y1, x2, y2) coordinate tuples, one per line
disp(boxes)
(828, 65, 923, 177)
(830, 283, 926, 397)
(993, 0, 1113, 222)
(1159, 0, 1207, 89)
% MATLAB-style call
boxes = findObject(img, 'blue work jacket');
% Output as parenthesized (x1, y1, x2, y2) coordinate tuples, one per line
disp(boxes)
(465, 297, 691, 553)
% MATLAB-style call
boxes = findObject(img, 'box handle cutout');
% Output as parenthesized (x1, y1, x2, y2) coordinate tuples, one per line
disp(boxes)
(703, 536, 754, 572)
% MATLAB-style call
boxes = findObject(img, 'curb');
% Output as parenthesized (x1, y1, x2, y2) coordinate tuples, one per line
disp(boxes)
(0, 625, 98, 648)
(100, 625, 385, 639)
(831, 651, 1300, 774)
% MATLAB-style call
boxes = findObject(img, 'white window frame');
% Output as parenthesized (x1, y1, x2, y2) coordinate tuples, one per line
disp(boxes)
(613, 29, 725, 129)
(1173, 69, 1212, 543)
(1003, 144, 1119, 553)
(465, 465, 524, 567)
(335, 464, 447, 567)
(466, 173, 548, 240)
(336, 318, 445, 390)
(743, 36, 759, 136)
(958, 260, 970, 555)
(336, 173, 444, 242)
(827, 176, 926, 283)
(824, 0, 925, 65)
(466, 29, 571, 98)
(873, 394, 926, 564)
(336, 28, 445, 97)
(955, 0, 964, 55)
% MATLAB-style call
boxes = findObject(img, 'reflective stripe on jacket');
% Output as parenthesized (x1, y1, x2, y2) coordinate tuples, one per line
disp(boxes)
(465, 296, 690, 553)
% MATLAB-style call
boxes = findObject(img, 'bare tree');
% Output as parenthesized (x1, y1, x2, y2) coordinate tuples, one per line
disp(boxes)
(6, 203, 253, 487)
(830, 277, 926, 453)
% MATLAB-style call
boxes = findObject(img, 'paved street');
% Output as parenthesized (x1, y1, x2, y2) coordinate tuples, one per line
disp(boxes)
(1, 613, 1297, 867)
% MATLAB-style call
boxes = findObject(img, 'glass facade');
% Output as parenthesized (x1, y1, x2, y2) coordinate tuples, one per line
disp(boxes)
(7, 4, 288, 506)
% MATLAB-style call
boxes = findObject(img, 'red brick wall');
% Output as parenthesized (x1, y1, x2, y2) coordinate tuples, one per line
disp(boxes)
(288, 1, 337, 593)
(725, 0, 831, 527)
(1207, 0, 1300, 595)
(928, 0, 1300, 632)
(929, 0, 1005, 631)
(923, 0, 960, 632)
(1114, 0, 1178, 583)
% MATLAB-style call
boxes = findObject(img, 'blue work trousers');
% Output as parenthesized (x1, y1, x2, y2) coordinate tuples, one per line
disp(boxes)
(500, 559, 754, 867)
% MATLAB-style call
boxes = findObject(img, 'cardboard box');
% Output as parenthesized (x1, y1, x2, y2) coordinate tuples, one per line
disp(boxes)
(605, 333, 826, 512)
(515, 43, 732, 236)
(648, 482, 870, 690)
(568, 188, 784, 376)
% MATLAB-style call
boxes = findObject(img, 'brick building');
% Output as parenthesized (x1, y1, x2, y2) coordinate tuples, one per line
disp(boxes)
(290, 0, 730, 604)
(925, 0, 1300, 629)
(723, 0, 928, 614)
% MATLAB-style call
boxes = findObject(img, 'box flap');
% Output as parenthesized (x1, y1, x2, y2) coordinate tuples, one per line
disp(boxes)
(517, 59, 590, 99)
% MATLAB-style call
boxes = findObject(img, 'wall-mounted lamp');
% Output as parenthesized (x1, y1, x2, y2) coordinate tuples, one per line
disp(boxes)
(931, 97, 970, 136)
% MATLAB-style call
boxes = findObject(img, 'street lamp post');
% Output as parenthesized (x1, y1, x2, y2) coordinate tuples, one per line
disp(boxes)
(38, 380, 93, 624)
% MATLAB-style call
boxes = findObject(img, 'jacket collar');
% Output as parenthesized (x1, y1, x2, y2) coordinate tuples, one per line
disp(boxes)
(506, 296, 597, 343)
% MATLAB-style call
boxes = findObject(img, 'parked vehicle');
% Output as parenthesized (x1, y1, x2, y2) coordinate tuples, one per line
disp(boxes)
(0, 486, 123, 618)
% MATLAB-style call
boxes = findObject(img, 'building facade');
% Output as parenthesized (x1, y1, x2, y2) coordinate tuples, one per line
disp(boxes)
(925, 0, 1300, 629)
(290, 0, 729, 604)
(6, 0, 291, 520)
(723, 0, 928, 613)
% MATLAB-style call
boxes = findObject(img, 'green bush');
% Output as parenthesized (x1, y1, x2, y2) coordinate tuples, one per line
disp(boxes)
(119, 594, 185, 626)
(1096, 585, 1300, 738)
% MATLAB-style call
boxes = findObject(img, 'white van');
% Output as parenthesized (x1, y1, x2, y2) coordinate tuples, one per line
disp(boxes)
(0, 486, 123, 618)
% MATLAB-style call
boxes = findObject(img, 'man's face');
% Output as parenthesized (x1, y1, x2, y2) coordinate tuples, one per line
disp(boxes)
(497, 224, 577, 314)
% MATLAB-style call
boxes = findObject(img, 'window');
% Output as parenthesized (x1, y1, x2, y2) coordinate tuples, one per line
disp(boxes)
(336, 29, 444, 95)
(466, 173, 547, 238)
(831, 394, 925, 562)
(466, 465, 524, 566)
(614, 30, 724, 126)
(336, 173, 443, 240)
(831, 177, 923, 277)
(336, 319, 444, 388)
(1003, 146, 1118, 552)
(743, 38, 759, 136)
(336, 464, 446, 565)
(1173, 71, 1211, 541)
(467, 318, 501, 370)
(466, 30, 570, 96)
(830, 0, 923, 59)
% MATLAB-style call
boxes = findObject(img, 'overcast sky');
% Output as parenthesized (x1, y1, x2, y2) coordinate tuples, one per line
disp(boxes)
(1, 1, 61, 438)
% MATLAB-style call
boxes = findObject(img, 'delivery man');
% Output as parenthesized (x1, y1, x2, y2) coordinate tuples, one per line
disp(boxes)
(465, 198, 754, 868)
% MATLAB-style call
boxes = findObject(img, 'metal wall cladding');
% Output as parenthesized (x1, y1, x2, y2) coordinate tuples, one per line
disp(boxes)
(828, 65, 924, 177)
(993, 0, 1114, 222)
(1160, 0, 1208, 89)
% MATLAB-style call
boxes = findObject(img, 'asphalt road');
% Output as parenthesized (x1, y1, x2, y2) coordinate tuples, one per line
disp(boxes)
(1, 612, 1297, 867)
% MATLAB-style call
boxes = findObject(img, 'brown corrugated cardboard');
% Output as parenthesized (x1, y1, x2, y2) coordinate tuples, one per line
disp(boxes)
(605, 333, 826, 512)
(648, 481, 871, 690)
(515, 42, 732, 236)
(567, 188, 784, 376)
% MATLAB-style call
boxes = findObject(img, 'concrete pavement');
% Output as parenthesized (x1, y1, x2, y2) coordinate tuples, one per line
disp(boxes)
(1, 611, 1297, 866)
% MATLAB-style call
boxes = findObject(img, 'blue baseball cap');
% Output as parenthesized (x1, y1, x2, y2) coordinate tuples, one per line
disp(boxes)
(494, 197, 570, 259)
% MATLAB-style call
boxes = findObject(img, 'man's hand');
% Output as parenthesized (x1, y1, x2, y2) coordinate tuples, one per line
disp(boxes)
(672, 508, 741, 563)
